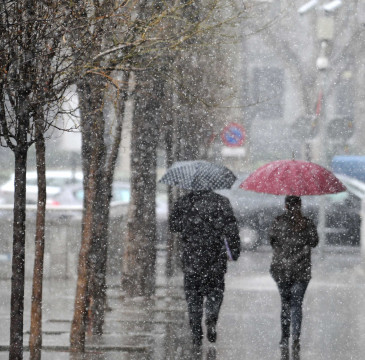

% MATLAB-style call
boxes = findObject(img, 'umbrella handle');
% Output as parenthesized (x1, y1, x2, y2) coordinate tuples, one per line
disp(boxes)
(224, 238, 233, 261)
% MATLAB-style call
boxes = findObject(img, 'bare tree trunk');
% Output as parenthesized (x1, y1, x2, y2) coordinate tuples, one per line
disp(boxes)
(71, 68, 128, 345)
(165, 102, 186, 278)
(10, 147, 27, 360)
(88, 183, 110, 335)
(122, 70, 164, 297)
(89, 75, 129, 335)
(29, 120, 46, 360)
(70, 76, 105, 352)
(85, 119, 106, 337)
(70, 145, 99, 352)
(9, 0, 35, 356)
(164, 109, 175, 277)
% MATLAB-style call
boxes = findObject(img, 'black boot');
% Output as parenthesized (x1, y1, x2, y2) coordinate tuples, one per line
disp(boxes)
(192, 332, 203, 347)
(280, 339, 289, 360)
(292, 339, 300, 360)
(206, 322, 217, 343)
(188, 307, 203, 347)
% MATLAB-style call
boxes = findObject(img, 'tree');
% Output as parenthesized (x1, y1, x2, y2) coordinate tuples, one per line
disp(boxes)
(67, 0, 246, 350)
(122, 0, 246, 291)
(0, 2, 83, 358)
(70, 71, 130, 348)
(69, 0, 188, 346)
(122, 66, 165, 296)
(69, 0, 138, 350)
(28, 113, 46, 360)
(157, 0, 246, 275)
(86, 73, 131, 336)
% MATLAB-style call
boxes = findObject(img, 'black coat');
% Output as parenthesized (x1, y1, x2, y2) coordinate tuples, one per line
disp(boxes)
(269, 212, 319, 283)
(169, 191, 240, 277)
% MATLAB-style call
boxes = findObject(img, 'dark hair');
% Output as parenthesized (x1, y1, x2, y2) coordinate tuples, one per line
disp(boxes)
(285, 195, 301, 210)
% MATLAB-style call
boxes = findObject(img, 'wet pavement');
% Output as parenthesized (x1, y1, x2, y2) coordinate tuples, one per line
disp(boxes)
(1, 246, 365, 359)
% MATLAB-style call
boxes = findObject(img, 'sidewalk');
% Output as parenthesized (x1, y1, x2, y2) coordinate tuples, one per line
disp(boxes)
(0, 249, 192, 360)
(1, 246, 365, 359)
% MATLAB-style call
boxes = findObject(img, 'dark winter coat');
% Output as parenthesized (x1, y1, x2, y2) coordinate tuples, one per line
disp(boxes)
(169, 191, 240, 277)
(269, 212, 319, 283)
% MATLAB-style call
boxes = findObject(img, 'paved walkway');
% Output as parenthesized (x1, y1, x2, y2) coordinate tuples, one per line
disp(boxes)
(1, 246, 365, 359)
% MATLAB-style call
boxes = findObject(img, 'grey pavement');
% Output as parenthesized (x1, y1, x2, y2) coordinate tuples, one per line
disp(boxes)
(1, 246, 365, 359)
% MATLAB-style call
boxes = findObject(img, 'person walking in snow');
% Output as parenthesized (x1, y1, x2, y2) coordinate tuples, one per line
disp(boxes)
(269, 195, 319, 360)
(169, 190, 240, 347)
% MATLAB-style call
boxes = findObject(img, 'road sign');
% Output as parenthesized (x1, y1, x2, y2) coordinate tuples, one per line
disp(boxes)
(221, 122, 246, 147)
(222, 146, 246, 157)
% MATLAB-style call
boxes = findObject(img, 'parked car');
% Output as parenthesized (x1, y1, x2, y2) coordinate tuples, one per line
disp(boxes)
(218, 173, 362, 250)
(324, 189, 361, 246)
(0, 170, 83, 204)
(47, 182, 168, 221)
(47, 181, 130, 207)
(332, 155, 365, 182)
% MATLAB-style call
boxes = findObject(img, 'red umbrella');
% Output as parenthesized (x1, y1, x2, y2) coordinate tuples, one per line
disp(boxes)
(240, 159, 346, 196)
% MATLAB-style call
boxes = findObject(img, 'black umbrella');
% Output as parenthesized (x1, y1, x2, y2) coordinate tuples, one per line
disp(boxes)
(159, 160, 236, 191)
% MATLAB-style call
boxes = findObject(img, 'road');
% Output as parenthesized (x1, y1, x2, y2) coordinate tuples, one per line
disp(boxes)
(217, 247, 365, 360)
(1, 246, 365, 359)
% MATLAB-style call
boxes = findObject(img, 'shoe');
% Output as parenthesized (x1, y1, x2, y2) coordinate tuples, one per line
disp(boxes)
(191, 323, 203, 346)
(192, 342, 202, 357)
(279, 339, 289, 360)
(192, 334, 203, 347)
(292, 339, 300, 360)
(192, 329, 203, 347)
(207, 323, 217, 343)
(280, 346, 289, 360)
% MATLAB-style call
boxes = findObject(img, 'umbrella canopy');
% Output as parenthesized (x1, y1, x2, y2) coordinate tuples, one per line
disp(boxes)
(240, 159, 346, 196)
(159, 160, 236, 191)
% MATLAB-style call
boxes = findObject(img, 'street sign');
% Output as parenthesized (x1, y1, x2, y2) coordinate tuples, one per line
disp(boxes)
(221, 122, 246, 147)
(222, 146, 246, 157)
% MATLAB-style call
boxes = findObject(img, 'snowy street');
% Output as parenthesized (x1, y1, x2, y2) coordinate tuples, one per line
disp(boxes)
(1, 246, 365, 359)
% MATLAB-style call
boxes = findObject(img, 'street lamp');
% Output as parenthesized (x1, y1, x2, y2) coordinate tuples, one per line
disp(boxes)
(298, 0, 342, 252)
(298, 0, 318, 15)
(298, 0, 342, 15)
(322, 0, 342, 12)
(298, 0, 340, 166)
(315, 40, 329, 253)
(315, 38, 331, 167)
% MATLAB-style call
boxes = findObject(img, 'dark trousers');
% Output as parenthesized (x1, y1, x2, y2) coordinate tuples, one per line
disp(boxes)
(184, 272, 225, 340)
(277, 281, 309, 343)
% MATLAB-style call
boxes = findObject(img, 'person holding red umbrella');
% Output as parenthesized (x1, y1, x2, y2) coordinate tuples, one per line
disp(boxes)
(269, 195, 318, 360)
(240, 159, 346, 360)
